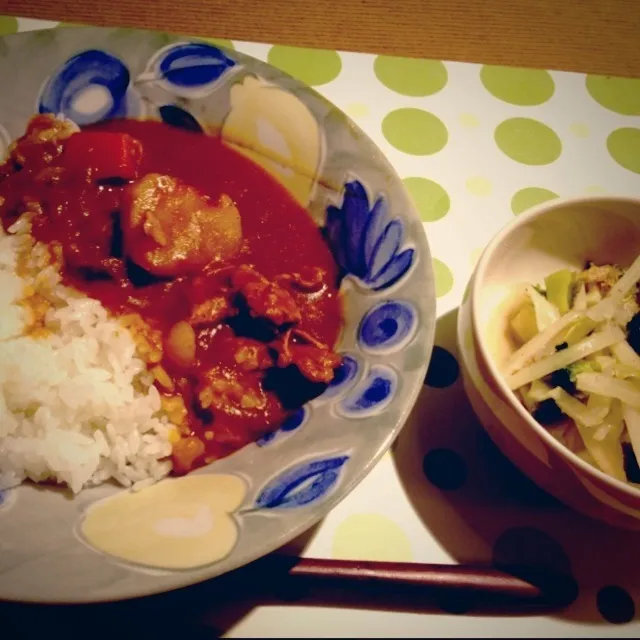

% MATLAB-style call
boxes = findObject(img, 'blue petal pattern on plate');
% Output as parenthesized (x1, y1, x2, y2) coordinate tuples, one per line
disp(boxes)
(313, 354, 362, 404)
(0, 490, 8, 509)
(338, 364, 398, 417)
(143, 43, 236, 97)
(256, 407, 309, 447)
(38, 50, 140, 125)
(158, 105, 204, 132)
(255, 455, 349, 509)
(325, 180, 415, 291)
(358, 301, 418, 353)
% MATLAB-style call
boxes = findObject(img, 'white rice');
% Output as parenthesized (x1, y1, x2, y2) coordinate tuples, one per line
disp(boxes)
(0, 221, 173, 494)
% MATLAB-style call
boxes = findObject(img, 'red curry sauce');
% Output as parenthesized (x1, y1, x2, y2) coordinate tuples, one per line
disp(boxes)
(0, 116, 343, 472)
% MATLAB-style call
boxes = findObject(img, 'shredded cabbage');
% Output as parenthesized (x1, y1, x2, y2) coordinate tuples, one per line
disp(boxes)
(572, 282, 588, 312)
(612, 364, 640, 380)
(595, 400, 625, 443)
(504, 310, 581, 376)
(611, 340, 640, 370)
(501, 255, 640, 485)
(576, 420, 626, 482)
(593, 354, 616, 372)
(587, 254, 640, 322)
(507, 326, 625, 390)
(527, 379, 553, 403)
(547, 387, 608, 428)
(586, 393, 613, 423)
(527, 285, 560, 332)
(555, 317, 598, 346)
(575, 373, 640, 409)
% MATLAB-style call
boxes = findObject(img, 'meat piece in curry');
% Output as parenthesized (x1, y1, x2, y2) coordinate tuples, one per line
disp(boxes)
(123, 173, 243, 277)
(3, 114, 76, 172)
(232, 264, 302, 326)
(273, 328, 341, 384)
(0, 115, 344, 475)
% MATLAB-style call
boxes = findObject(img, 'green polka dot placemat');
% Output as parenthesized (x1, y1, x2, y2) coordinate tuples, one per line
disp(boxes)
(5, 15, 640, 637)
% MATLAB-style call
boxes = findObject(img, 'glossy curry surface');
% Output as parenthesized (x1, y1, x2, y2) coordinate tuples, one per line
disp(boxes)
(0, 116, 344, 473)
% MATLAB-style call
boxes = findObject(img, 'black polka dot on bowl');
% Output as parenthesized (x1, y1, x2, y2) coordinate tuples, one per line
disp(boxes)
(424, 345, 460, 388)
(493, 526, 572, 571)
(492, 527, 578, 607)
(597, 585, 636, 624)
(422, 448, 467, 491)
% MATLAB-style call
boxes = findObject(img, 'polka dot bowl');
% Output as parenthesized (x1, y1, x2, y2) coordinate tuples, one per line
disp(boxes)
(457, 195, 640, 529)
(0, 27, 436, 603)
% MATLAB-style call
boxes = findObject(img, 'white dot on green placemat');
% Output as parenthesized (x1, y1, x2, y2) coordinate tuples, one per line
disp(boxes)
(332, 513, 413, 562)
(374, 56, 447, 97)
(480, 65, 555, 106)
(198, 36, 235, 50)
(569, 123, 590, 138)
(459, 113, 480, 129)
(584, 185, 608, 195)
(382, 108, 448, 156)
(465, 176, 493, 196)
(586, 75, 640, 116)
(607, 127, 640, 174)
(267, 45, 342, 86)
(0, 16, 18, 35)
(495, 118, 562, 165)
(403, 177, 450, 222)
(511, 187, 559, 215)
(344, 102, 370, 119)
(433, 258, 454, 297)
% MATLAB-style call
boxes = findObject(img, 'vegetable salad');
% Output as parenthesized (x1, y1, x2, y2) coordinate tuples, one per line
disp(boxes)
(504, 254, 640, 485)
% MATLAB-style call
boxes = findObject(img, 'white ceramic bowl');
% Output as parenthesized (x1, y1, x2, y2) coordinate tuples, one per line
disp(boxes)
(457, 196, 640, 529)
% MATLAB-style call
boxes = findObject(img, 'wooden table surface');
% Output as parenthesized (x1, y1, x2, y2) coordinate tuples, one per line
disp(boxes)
(2, 0, 640, 77)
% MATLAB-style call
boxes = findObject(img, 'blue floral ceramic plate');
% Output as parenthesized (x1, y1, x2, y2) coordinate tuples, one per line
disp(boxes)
(0, 26, 436, 603)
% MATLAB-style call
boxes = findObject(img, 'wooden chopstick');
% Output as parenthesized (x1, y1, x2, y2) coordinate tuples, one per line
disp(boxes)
(234, 555, 579, 614)
(0, 555, 578, 619)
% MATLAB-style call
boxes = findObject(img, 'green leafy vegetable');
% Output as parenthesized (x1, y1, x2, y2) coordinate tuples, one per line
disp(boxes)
(545, 268, 575, 315)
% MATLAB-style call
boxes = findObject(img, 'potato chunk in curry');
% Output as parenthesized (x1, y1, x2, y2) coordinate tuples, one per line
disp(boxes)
(123, 173, 242, 277)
